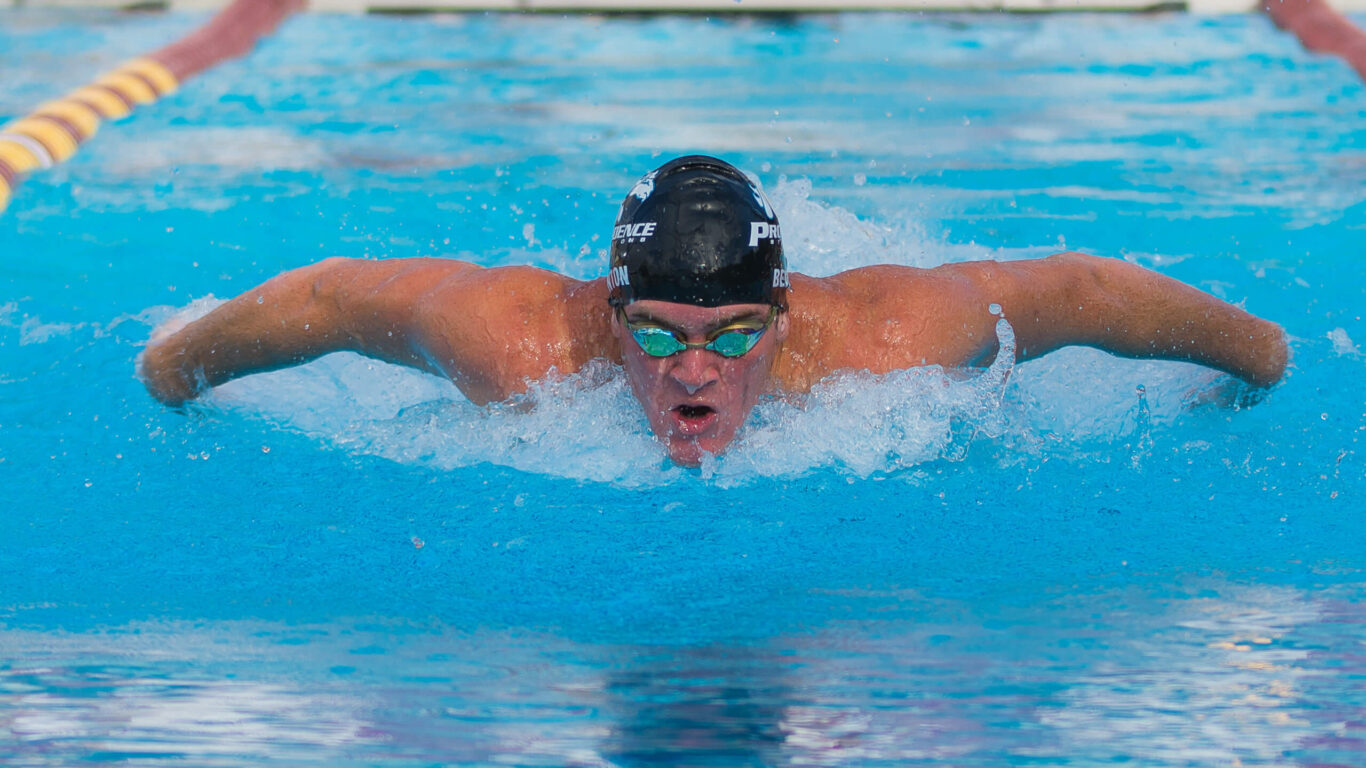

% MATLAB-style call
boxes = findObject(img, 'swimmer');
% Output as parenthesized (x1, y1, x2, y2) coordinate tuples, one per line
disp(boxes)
(139, 155, 1288, 466)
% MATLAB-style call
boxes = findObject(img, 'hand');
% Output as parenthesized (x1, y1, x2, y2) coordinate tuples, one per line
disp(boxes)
(137, 331, 202, 407)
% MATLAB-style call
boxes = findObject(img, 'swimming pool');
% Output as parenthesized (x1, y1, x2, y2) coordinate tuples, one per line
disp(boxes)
(3, 7, 1365, 764)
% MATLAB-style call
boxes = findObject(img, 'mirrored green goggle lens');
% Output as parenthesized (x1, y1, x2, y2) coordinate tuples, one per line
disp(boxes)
(707, 330, 759, 357)
(630, 326, 762, 358)
(633, 327, 688, 356)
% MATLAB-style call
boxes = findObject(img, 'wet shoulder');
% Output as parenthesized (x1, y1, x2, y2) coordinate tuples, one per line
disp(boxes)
(412, 264, 615, 402)
(774, 265, 981, 390)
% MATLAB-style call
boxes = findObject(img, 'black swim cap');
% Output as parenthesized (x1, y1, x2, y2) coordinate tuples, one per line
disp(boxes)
(607, 155, 788, 309)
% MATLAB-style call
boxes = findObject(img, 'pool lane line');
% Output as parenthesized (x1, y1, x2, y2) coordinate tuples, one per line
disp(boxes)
(1265, 0, 1366, 81)
(0, 0, 304, 215)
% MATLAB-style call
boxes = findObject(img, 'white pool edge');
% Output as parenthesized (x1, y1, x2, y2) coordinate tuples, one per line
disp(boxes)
(12, 0, 1366, 14)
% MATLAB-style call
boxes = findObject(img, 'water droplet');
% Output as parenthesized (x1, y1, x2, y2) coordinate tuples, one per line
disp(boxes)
(256, 295, 264, 304)
(988, 303, 1002, 315)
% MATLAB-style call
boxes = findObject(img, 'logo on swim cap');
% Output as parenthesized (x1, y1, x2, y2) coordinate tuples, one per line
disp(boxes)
(607, 155, 787, 310)
(751, 185, 775, 219)
(629, 171, 657, 203)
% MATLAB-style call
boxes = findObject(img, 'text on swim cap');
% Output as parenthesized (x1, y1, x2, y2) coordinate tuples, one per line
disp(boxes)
(613, 222, 657, 241)
(772, 268, 790, 289)
(749, 221, 782, 247)
(607, 265, 630, 291)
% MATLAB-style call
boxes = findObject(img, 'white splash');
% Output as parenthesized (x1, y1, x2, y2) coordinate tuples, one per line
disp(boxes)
(764, 175, 1018, 277)
(1328, 327, 1359, 357)
(183, 318, 1031, 487)
(16, 318, 79, 345)
(703, 318, 1017, 485)
(209, 354, 680, 487)
(148, 303, 1209, 487)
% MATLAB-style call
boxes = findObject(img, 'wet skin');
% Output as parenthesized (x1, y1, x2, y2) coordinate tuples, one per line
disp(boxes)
(139, 254, 1288, 467)
(612, 300, 790, 466)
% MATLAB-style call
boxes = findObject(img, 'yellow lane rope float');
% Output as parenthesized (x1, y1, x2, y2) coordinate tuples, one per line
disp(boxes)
(0, 0, 303, 215)
(0, 58, 179, 211)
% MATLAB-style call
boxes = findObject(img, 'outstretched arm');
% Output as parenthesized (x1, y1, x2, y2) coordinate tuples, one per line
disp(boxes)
(140, 257, 612, 406)
(138, 257, 476, 406)
(943, 252, 1288, 387)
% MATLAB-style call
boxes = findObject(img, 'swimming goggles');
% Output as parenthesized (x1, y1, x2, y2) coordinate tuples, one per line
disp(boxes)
(620, 307, 777, 358)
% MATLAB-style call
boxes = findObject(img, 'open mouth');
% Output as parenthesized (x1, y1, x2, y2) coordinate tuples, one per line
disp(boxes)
(671, 404, 718, 436)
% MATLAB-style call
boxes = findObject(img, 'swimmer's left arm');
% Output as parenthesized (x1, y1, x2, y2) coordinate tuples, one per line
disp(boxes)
(944, 251, 1288, 387)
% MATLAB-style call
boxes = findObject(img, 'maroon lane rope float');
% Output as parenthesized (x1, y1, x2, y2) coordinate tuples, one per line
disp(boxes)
(1265, 0, 1366, 81)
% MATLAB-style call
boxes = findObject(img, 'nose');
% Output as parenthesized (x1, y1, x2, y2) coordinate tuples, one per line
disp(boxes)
(669, 348, 720, 395)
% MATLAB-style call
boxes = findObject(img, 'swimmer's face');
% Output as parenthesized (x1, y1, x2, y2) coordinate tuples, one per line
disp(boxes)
(613, 300, 789, 466)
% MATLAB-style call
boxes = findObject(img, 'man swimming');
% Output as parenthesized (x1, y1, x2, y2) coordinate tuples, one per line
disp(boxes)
(139, 155, 1288, 466)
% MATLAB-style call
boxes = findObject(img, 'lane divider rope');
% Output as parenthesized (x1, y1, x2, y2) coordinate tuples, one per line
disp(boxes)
(0, 0, 303, 215)
(0, 57, 180, 211)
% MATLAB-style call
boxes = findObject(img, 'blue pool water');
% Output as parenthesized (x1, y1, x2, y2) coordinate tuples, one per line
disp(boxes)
(3, 8, 1366, 765)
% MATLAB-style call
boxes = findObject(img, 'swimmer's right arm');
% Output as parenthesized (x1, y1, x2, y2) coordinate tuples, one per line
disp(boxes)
(139, 257, 470, 406)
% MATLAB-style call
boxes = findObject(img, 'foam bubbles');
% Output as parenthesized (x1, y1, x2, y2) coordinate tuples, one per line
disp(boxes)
(1328, 328, 1359, 357)
(336, 361, 680, 486)
(195, 317, 1031, 488)
(767, 176, 910, 276)
(703, 318, 1016, 484)
(763, 175, 1020, 276)
(211, 354, 680, 487)
(154, 299, 1214, 488)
